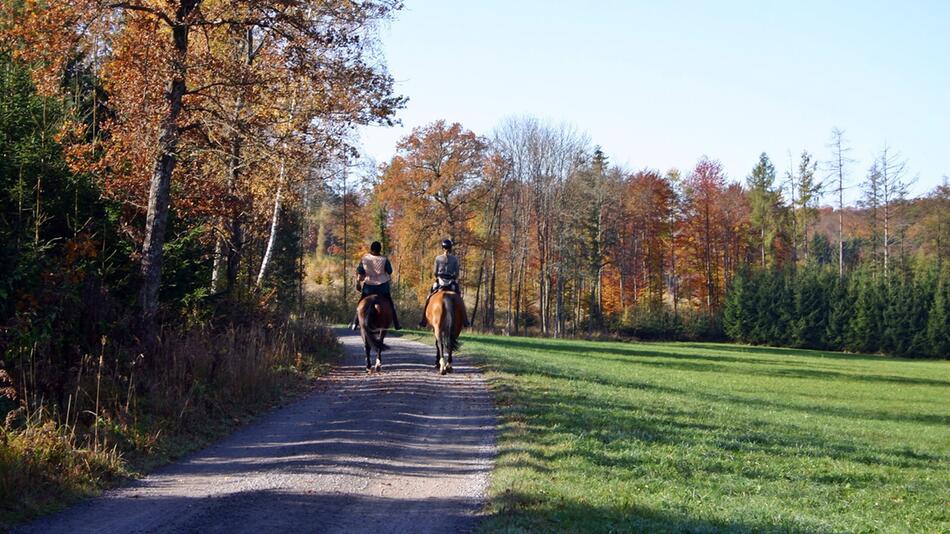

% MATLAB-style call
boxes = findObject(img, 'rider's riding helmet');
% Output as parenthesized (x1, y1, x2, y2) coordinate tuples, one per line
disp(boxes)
(370, 241, 382, 254)
(441, 238, 453, 250)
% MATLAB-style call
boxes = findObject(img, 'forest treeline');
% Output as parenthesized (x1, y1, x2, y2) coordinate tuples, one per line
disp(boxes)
(309, 119, 949, 358)
(0, 1, 401, 520)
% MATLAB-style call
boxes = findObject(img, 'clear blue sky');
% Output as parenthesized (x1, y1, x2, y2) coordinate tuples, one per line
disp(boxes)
(358, 0, 949, 204)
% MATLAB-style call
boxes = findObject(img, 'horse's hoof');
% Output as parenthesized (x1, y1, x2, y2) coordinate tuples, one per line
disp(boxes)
(375, 364, 381, 373)
(439, 368, 447, 376)
(446, 366, 453, 374)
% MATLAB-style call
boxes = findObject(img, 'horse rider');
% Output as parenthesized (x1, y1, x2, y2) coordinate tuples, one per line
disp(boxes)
(418, 238, 467, 327)
(351, 241, 401, 330)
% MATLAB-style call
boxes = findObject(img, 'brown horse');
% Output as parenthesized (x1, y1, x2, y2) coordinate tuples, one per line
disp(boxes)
(424, 290, 467, 375)
(356, 294, 393, 373)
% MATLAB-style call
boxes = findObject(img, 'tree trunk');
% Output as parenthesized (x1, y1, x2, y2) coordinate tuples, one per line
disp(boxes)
(140, 7, 195, 330)
(211, 237, 225, 290)
(256, 183, 283, 287)
(505, 234, 516, 334)
(883, 195, 890, 278)
(838, 181, 844, 277)
(225, 131, 244, 291)
(516, 235, 528, 336)
(485, 248, 497, 329)
(470, 250, 486, 327)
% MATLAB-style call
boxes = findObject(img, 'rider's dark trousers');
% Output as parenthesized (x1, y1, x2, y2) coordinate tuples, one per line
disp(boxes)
(354, 282, 399, 328)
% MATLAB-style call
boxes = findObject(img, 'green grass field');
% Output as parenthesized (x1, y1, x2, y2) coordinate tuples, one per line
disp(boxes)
(458, 334, 949, 533)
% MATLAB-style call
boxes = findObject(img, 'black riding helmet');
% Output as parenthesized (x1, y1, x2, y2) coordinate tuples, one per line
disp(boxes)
(441, 239, 453, 250)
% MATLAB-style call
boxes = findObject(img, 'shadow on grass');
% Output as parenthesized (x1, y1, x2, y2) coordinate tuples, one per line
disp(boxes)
(470, 336, 950, 388)
(485, 490, 848, 534)
(469, 334, 949, 532)
(470, 340, 949, 466)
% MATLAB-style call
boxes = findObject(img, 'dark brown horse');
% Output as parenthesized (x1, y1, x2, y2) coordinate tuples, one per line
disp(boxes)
(424, 290, 467, 375)
(357, 294, 393, 373)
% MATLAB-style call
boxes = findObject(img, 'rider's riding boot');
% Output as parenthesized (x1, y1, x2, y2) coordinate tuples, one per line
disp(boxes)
(390, 302, 401, 330)
(418, 292, 434, 327)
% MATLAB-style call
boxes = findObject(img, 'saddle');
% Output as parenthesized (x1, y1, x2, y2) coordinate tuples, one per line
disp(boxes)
(358, 292, 393, 306)
(433, 278, 460, 294)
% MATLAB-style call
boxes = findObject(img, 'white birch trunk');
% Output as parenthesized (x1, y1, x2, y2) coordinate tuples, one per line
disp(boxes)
(256, 179, 283, 287)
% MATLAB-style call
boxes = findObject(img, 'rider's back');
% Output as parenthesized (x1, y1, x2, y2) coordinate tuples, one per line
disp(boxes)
(361, 253, 391, 286)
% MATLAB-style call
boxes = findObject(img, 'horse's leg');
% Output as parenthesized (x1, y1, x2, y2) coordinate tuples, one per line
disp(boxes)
(375, 330, 384, 372)
(439, 335, 452, 375)
(445, 337, 453, 374)
(365, 340, 372, 373)
(362, 328, 372, 373)
(435, 337, 445, 374)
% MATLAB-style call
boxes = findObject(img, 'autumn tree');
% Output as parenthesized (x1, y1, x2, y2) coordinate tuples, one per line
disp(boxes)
(684, 157, 728, 310)
(5, 0, 404, 339)
(377, 121, 488, 297)
(920, 177, 950, 267)
(493, 116, 588, 335)
(469, 152, 511, 329)
(623, 169, 674, 311)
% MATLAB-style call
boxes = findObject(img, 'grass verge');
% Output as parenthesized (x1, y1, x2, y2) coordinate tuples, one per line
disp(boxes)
(460, 334, 949, 533)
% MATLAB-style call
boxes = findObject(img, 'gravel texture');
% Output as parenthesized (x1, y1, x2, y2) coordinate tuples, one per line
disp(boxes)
(18, 329, 496, 534)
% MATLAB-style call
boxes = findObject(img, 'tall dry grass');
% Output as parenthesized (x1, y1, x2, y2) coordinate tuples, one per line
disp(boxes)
(0, 314, 338, 526)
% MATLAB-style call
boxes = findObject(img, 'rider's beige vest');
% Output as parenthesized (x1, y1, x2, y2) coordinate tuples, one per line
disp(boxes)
(361, 254, 391, 285)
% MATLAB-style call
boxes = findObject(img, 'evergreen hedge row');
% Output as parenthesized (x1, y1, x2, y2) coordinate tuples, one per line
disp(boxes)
(723, 263, 950, 358)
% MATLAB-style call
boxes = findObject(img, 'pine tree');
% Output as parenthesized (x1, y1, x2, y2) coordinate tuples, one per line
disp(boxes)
(908, 269, 936, 358)
(794, 267, 831, 349)
(882, 273, 913, 356)
(747, 153, 781, 268)
(927, 275, 950, 358)
(825, 275, 853, 350)
(794, 151, 822, 261)
(749, 270, 773, 344)
(847, 271, 884, 353)
(809, 233, 834, 267)
(724, 268, 753, 341)
(771, 270, 795, 346)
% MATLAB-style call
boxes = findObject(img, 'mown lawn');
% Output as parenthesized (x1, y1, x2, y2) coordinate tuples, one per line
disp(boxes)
(460, 334, 949, 533)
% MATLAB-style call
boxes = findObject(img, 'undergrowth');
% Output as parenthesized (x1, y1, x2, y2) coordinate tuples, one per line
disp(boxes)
(0, 313, 339, 528)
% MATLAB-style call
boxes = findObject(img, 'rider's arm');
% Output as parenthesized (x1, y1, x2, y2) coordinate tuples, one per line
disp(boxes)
(385, 258, 393, 275)
(355, 260, 365, 290)
(439, 255, 458, 280)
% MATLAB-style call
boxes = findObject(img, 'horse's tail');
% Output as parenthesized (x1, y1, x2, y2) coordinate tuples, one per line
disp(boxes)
(361, 301, 388, 353)
(443, 295, 460, 353)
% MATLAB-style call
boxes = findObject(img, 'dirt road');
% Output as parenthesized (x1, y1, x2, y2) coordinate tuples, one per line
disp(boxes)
(19, 329, 496, 534)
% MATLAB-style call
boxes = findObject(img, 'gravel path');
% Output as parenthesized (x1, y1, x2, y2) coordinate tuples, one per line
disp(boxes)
(18, 329, 496, 534)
